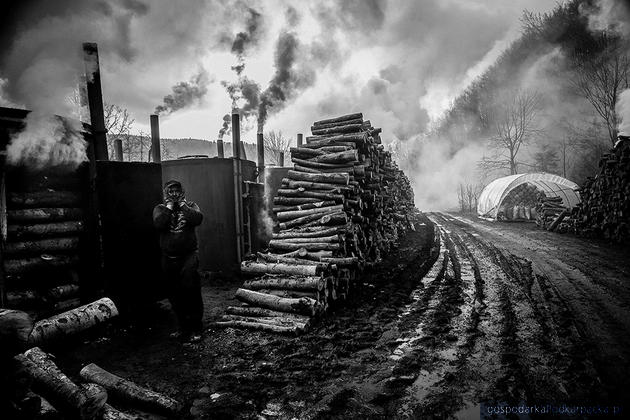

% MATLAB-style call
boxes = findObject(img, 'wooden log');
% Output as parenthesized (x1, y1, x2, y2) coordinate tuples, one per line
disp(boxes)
(278, 209, 342, 230)
(277, 188, 344, 202)
(225, 306, 312, 324)
(7, 208, 83, 223)
(307, 150, 358, 164)
(292, 164, 321, 174)
(310, 117, 363, 130)
(276, 249, 334, 260)
(271, 235, 339, 244)
(235, 288, 319, 316)
(50, 297, 82, 314)
(292, 158, 356, 170)
(289, 147, 325, 158)
(46, 284, 80, 301)
(8, 191, 81, 208)
(241, 261, 319, 276)
(311, 123, 363, 136)
(305, 133, 366, 146)
(321, 257, 358, 266)
(101, 403, 139, 420)
(38, 395, 59, 419)
(256, 252, 328, 269)
(287, 170, 349, 185)
(0, 308, 33, 351)
(548, 210, 568, 232)
(6, 289, 40, 308)
(319, 145, 353, 153)
(273, 197, 321, 206)
(8, 221, 83, 239)
(268, 240, 340, 251)
(211, 320, 298, 334)
(276, 205, 344, 222)
(285, 180, 353, 191)
(272, 225, 346, 239)
(4, 236, 80, 256)
(258, 289, 321, 302)
(16, 347, 108, 420)
(272, 200, 337, 212)
(300, 212, 348, 228)
(243, 276, 325, 291)
(313, 113, 362, 126)
(28, 297, 119, 345)
(80, 363, 182, 415)
(220, 314, 308, 330)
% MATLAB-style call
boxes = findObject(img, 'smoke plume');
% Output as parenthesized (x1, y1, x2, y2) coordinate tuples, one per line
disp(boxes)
(582, 0, 630, 36)
(154, 69, 210, 115)
(231, 7, 263, 75)
(217, 113, 231, 139)
(617, 89, 630, 136)
(7, 112, 87, 170)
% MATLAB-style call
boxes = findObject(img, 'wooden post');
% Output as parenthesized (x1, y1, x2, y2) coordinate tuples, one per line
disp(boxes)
(217, 138, 225, 158)
(150, 114, 161, 163)
(232, 111, 243, 264)
(257, 132, 264, 182)
(297, 133, 303, 147)
(82, 43, 108, 161)
(113, 139, 123, 162)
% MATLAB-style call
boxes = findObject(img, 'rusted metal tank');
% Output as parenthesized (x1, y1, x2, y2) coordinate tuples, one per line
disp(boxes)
(161, 157, 256, 272)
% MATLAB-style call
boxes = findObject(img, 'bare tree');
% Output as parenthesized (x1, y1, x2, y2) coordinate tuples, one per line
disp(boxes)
(104, 102, 135, 159)
(457, 183, 483, 213)
(480, 89, 543, 175)
(264, 130, 291, 165)
(572, 44, 629, 146)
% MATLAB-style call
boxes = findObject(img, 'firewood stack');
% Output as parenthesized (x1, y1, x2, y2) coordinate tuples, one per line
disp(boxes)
(217, 113, 416, 334)
(498, 183, 539, 221)
(573, 137, 630, 242)
(3, 169, 86, 318)
(535, 196, 569, 231)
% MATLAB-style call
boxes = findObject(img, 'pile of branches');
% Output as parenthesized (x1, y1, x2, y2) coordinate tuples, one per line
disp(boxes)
(573, 137, 630, 242)
(215, 113, 416, 334)
(535, 196, 570, 231)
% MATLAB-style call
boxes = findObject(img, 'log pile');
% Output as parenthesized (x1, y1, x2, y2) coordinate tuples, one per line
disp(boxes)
(498, 183, 540, 221)
(10, 347, 180, 419)
(218, 113, 416, 334)
(535, 196, 569, 231)
(3, 169, 86, 319)
(572, 137, 630, 242)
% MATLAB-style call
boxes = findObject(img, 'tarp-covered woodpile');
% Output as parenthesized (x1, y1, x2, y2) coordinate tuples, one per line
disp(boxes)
(570, 137, 630, 242)
(213, 113, 416, 334)
(497, 183, 539, 221)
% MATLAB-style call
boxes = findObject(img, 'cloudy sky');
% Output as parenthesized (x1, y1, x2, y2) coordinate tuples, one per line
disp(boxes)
(0, 0, 558, 144)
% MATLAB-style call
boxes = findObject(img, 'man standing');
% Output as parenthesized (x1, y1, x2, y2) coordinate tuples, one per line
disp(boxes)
(153, 180, 204, 342)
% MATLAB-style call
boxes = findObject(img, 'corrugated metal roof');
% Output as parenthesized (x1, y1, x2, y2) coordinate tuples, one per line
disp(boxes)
(477, 172, 580, 219)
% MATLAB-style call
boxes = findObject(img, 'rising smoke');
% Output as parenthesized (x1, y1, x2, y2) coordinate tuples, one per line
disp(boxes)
(7, 112, 87, 170)
(218, 113, 231, 139)
(154, 69, 210, 115)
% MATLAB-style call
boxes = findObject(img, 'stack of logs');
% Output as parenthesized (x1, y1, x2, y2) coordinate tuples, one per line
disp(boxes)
(573, 136, 630, 242)
(3, 169, 85, 317)
(535, 195, 570, 231)
(498, 183, 540, 221)
(216, 112, 416, 334)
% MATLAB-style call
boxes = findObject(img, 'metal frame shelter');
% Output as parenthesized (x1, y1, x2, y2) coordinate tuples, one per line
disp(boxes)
(477, 173, 580, 220)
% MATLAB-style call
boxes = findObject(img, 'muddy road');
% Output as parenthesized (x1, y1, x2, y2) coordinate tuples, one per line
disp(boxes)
(58, 213, 629, 419)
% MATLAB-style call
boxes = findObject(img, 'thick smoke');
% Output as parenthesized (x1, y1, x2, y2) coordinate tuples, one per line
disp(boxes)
(230, 7, 263, 76)
(154, 69, 210, 115)
(217, 113, 231, 139)
(7, 112, 87, 170)
(582, 0, 630, 36)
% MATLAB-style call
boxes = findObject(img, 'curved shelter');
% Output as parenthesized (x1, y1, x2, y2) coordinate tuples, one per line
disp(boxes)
(477, 173, 580, 220)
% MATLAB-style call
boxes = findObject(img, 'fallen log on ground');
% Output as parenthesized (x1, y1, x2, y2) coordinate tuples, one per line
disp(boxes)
(80, 363, 182, 415)
(225, 306, 312, 324)
(15, 347, 108, 420)
(235, 288, 319, 316)
(211, 320, 298, 334)
(219, 314, 308, 330)
(28, 297, 119, 345)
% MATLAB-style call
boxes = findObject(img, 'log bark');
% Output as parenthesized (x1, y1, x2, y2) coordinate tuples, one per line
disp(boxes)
(292, 164, 320, 174)
(277, 188, 344, 202)
(320, 257, 358, 266)
(4, 236, 80, 256)
(8, 221, 83, 239)
(7, 208, 83, 223)
(256, 252, 328, 269)
(289, 147, 325, 158)
(311, 123, 363, 136)
(272, 225, 346, 239)
(300, 212, 348, 228)
(38, 395, 58, 419)
(285, 180, 353, 191)
(278, 210, 342, 230)
(101, 403, 139, 420)
(319, 145, 353, 153)
(235, 288, 319, 316)
(15, 347, 108, 420)
(307, 150, 358, 164)
(80, 363, 182, 415)
(243, 276, 325, 291)
(225, 306, 311, 324)
(6, 289, 40, 308)
(211, 320, 298, 334)
(310, 118, 363, 131)
(287, 170, 349, 185)
(269, 240, 340, 251)
(0, 308, 33, 350)
(292, 158, 356, 170)
(304, 133, 366, 147)
(276, 205, 343, 222)
(220, 314, 308, 330)
(313, 113, 362, 126)
(257, 289, 321, 302)
(271, 235, 339, 244)
(275, 249, 334, 260)
(273, 197, 321, 206)
(272, 200, 337, 212)
(46, 284, 80, 301)
(241, 261, 319, 276)
(8, 191, 81, 208)
(28, 297, 119, 345)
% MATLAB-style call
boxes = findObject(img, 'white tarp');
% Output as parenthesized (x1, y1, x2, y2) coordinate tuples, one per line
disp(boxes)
(477, 172, 581, 219)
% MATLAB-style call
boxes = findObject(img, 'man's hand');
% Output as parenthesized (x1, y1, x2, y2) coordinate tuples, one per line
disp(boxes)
(166, 200, 175, 210)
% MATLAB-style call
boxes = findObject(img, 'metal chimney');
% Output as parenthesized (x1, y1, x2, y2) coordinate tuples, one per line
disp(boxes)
(150, 114, 161, 163)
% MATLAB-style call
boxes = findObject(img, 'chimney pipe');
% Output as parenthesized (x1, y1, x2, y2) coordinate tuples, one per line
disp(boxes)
(150, 114, 161, 163)
(297, 133, 303, 147)
(217, 138, 225, 158)
(114, 139, 123, 161)
(279, 151, 284, 167)
(257, 132, 264, 182)
(82, 42, 108, 161)
(232, 112, 241, 160)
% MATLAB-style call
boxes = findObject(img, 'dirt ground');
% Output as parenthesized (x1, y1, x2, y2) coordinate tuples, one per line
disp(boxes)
(55, 212, 630, 419)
